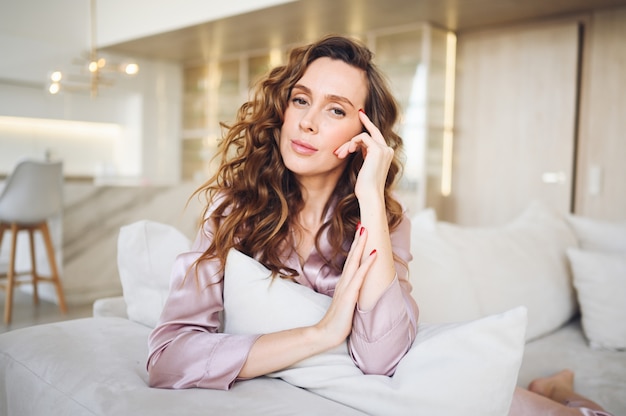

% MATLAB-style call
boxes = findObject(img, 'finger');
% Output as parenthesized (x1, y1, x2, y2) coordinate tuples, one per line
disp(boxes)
(344, 226, 365, 267)
(335, 134, 371, 159)
(344, 248, 377, 294)
(333, 141, 352, 159)
(343, 227, 368, 277)
(357, 110, 381, 138)
(347, 136, 365, 154)
(334, 135, 363, 158)
(358, 110, 386, 145)
(343, 224, 361, 263)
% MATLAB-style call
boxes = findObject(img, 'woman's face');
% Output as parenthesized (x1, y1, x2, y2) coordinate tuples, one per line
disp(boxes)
(279, 57, 367, 185)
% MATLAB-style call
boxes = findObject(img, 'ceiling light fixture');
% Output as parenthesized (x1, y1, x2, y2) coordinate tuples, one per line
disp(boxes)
(47, 0, 139, 97)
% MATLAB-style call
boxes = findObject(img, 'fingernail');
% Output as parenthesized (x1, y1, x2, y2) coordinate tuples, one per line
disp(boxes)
(356, 221, 361, 231)
(358, 108, 365, 114)
(360, 226, 365, 236)
(369, 249, 377, 256)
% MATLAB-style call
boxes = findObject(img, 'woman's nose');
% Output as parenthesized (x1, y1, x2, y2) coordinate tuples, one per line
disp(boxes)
(299, 110, 318, 133)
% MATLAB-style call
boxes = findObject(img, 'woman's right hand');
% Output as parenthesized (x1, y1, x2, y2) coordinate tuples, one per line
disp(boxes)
(314, 225, 377, 349)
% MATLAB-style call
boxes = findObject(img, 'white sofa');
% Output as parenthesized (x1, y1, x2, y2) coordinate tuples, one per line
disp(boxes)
(406, 204, 626, 415)
(0, 202, 624, 415)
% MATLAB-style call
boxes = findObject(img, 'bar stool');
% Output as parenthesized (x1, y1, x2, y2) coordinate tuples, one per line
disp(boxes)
(0, 160, 67, 325)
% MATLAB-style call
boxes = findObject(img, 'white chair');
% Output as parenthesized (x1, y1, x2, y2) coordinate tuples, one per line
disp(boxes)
(0, 160, 67, 325)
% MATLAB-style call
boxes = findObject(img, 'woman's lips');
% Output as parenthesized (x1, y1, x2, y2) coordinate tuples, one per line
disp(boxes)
(291, 139, 318, 155)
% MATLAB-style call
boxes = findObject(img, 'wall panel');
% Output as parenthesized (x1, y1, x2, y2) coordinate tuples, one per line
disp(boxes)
(575, 7, 626, 220)
(446, 21, 580, 225)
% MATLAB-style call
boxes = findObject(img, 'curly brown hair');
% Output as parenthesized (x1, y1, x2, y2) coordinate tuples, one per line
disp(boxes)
(192, 34, 405, 279)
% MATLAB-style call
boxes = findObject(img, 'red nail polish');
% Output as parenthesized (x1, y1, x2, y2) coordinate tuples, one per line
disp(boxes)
(356, 221, 361, 231)
(358, 108, 365, 114)
(360, 226, 365, 235)
(369, 249, 377, 256)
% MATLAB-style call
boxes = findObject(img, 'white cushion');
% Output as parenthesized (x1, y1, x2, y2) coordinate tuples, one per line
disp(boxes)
(567, 248, 626, 350)
(566, 215, 626, 253)
(410, 202, 578, 341)
(410, 207, 437, 231)
(223, 249, 526, 416)
(117, 220, 191, 328)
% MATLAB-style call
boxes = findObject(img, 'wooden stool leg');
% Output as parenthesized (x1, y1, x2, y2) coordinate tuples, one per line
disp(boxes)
(4, 223, 19, 325)
(40, 222, 67, 314)
(28, 227, 39, 305)
(0, 224, 7, 323)
(0, 223, 5, 252)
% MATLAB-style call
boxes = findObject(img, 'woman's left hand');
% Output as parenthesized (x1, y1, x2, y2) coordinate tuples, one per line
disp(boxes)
(334, 110, 394, 201)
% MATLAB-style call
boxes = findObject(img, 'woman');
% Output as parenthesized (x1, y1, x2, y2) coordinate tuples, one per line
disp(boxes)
(147, 34, 613, 416)
(148, 34, 418, 389)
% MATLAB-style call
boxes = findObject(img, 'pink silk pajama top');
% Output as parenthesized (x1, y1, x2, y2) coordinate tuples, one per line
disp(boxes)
(147, 209, 418, 390)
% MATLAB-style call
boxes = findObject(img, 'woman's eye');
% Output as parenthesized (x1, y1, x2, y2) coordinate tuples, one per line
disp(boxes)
(292, 97, 308, 106)
(331, 107, 346, 117)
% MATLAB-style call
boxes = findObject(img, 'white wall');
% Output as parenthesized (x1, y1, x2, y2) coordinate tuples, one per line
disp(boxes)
(97, 0, 296, 47)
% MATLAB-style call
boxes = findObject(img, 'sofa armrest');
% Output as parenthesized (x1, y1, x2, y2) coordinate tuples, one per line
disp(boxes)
(93, 296, 128, 319)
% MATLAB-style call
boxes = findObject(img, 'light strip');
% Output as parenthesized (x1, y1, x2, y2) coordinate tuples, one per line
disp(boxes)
(0, 116, 121, 139)
(441, 32, 457, 197)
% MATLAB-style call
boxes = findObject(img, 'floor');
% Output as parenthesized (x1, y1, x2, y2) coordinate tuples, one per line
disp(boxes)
(0, 289, 93, 334)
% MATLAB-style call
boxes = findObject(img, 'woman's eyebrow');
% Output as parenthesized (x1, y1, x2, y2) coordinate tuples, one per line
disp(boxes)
(292, 84, 355, 109)
(326, 94, 355, 109)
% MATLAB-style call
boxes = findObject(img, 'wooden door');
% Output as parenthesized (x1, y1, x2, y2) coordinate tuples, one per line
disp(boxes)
(445, 21, 580, 226)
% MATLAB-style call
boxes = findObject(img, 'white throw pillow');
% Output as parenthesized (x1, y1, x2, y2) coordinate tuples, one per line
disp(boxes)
(223, 249, 526, 416)
(117, 220, 191, 328)
(566, 215, 626, 253)
(409, 202, 578, 341)
(567, 248, 626, 350)
(409, 213, 483, 324)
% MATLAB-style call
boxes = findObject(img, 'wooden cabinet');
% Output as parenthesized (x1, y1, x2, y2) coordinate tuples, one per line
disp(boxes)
(181, 56, 272, 181)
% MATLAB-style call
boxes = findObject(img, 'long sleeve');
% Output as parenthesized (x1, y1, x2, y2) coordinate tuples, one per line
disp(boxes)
(147, 222, 261, 390)
(348, 214, 419, 376)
